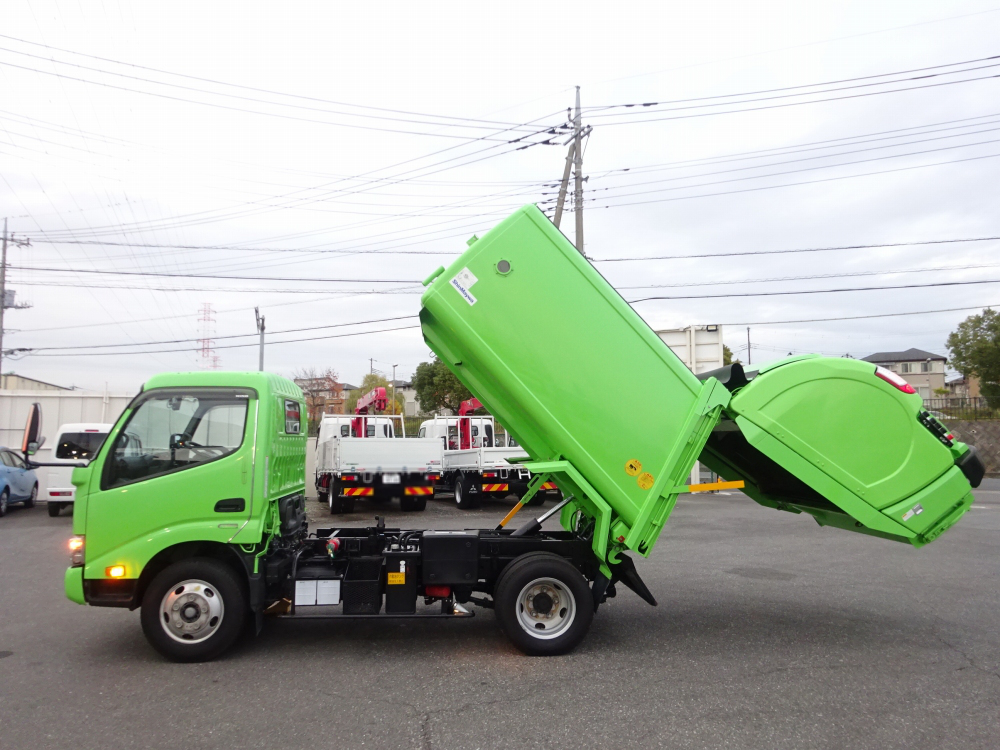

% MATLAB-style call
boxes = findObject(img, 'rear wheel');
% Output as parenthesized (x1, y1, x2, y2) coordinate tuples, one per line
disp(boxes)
(494, 552, 593, 656)
(140, 558, 247, 662)
(24, 484, 37, 508)
(400, 494, 427, 512)
(47, 501, 62, 517)
(329, 494, 356, 514)
(454, 475, 480, 510)
(0, 489, 8, 517)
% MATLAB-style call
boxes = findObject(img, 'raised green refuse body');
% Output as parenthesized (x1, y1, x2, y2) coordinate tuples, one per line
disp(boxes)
(419, 204, 981, 570)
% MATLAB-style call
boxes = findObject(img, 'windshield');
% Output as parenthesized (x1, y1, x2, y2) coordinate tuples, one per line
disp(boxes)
(56, 432, 109, 460)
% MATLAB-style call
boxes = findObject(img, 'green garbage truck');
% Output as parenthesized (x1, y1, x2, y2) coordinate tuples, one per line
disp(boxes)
(61, 205, 984, 661)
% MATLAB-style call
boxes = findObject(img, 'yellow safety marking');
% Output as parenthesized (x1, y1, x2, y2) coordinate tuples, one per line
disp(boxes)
(404, 486, 434, 495)
(687, 480, 745, 493)
(498, 501, 525, 528)
(482, 483, 509, 492)
(637, 472, 655, 490)
(625, 459, 642, 476)
(387, 572, 405, 585)
(540, 481, 557, 490)
(343, 487, 374, 497)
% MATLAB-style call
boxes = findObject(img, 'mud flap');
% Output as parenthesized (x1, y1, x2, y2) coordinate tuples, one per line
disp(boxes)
(608, 554, 657, 606)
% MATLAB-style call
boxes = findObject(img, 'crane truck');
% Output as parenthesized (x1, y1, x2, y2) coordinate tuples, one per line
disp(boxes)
(315, 387, 441, 513)
(420, 398, 560, 509)
(60, 205, 984, 662)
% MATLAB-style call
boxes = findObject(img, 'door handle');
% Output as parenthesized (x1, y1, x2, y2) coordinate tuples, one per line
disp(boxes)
(214, 498, 246, 513)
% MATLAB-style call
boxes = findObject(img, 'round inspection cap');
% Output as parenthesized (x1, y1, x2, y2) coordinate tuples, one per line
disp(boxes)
(637, 472, 655, 490)
(625, 459, 642, 476)
(496, 259, 512, 274)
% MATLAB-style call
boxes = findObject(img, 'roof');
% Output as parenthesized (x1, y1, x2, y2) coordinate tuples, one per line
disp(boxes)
(340, 383, 358, 390)
(142, 371, 304, 400)
(861, 348, 946, 363)
(0, 372, 72, 390)
(390, 379, 412, 387)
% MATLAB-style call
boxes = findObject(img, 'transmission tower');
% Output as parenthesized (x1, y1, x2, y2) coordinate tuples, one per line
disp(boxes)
(197, 303, 220, 370)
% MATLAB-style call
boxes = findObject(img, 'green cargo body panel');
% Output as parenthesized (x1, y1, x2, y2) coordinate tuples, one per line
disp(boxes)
(420, 205, 729, 567)
(701, 356, 974, 546)
(420, 205, 975, 560)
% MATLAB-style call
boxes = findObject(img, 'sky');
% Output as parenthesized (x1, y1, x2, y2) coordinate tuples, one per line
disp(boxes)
(2, 0, 999, 393)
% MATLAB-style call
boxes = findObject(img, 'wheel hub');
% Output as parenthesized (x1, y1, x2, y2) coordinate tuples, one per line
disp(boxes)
(516, 577, 576, 639)
(159, 580, 224, 644)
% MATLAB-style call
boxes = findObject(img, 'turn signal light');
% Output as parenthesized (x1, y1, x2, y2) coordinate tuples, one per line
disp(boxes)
(106, 565, 126, 578)
(874, 366, 917, 394)
(68, 536, 85, 567)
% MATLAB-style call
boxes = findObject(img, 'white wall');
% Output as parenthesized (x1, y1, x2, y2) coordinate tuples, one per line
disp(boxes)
(0, 390, 134, 495)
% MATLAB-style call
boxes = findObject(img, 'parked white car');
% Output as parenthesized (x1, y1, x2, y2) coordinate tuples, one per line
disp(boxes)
(46, 423, 113, 517)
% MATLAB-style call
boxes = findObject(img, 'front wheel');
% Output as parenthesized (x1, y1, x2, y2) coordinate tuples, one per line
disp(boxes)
(140, 558, 247, 662)
(494, 552, 593, 656)
(0, 489, 8, 517)
(24, 484, 37, 508)
(47, 501, 62, 517)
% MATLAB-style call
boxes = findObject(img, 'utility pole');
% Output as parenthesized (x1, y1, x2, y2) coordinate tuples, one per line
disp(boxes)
(391, 363, 398, 416)
(746, 327, 751, 366)
(255, 307, 265, 371)
(369, 358, 375, 375)
(573, 86, 585, 255)
(553, 140, 575, 229)
(1, 218, 31, 377)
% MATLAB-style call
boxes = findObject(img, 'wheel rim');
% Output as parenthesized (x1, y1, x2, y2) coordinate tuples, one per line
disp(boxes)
(515, 576, 576, 640)
(329, 493, 335, 512)
(159, 579, 225, 644)
(455, 482, 462, 506)
(0, 492, 7, 513)
(30, 486, 37, 502)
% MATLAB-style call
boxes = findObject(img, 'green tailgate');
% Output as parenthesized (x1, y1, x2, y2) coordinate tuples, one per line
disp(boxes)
(420, 204, 728, 568)
(700, 356, 974, 546)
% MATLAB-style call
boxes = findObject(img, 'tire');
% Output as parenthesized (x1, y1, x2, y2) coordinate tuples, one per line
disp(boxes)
(48, 502, 62, 517)
(525, 494, 545, 507)
(318, 490, 328, 505)
(494, 552, 594, 656)
(400, 495, 427, 512)
(140, 558, 247, 663)
(24, 484, 37, 508)
(0, 489, 8, 517)
(330, 494, 355, 514)
(454, 475, 480, 510)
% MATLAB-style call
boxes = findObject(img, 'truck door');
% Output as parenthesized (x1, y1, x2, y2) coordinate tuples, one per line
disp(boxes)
(81, 387, 256, 578)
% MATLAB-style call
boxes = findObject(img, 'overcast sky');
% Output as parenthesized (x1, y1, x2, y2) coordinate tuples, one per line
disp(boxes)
(2, 0, 998, 392)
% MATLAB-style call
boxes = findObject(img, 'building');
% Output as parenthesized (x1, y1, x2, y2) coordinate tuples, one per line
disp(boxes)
(293, 375, 347, 420)
(0, 373, 71, 391)
(389, 379, 419, 416)
(860, 348, 947, 399)
(947, 375, 981, 398)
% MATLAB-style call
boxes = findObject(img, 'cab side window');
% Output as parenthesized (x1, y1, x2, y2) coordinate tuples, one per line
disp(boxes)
(340, 425, 350, 437)
(104, 392, 249, 489)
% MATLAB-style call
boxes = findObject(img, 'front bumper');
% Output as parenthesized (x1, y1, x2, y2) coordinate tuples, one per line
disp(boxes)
(64, 567, 85, 604)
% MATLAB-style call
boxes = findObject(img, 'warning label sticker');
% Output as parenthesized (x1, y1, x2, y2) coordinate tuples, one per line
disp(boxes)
(625, 459, 642, 476)
(637, 472, 655, 490)
(451, 267, 478, 306)
(387, 572, 405, 586)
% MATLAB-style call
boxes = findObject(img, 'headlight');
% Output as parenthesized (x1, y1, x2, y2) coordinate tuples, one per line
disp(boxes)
(68, 536, 85, 567)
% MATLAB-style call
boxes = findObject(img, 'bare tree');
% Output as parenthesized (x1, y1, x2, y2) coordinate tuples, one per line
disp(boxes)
(292, 367, 341, 423)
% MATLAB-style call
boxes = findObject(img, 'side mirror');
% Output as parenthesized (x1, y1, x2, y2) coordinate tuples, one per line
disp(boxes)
(71, 464, 93, 488)
(22, 402, 42, 455)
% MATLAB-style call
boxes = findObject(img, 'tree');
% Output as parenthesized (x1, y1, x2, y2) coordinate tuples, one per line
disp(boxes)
(946, 308, 1000, 408)
(291, 367, 340, 424)
(412, 357, 471, 414)
(345, 373, 405, 415)
(722, 344, 739, 366)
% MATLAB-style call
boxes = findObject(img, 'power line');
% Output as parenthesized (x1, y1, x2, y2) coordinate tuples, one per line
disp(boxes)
(586, 54, 1000, 114)
(33, 314, 420, 351)
(7, 264, 421, 283)
(27, 323, 424, 358)
(628, 278, 1000, 303)
(0, 34, 541, 129)
(591, 235, 1000, 263)
(717, 303, 998, 327)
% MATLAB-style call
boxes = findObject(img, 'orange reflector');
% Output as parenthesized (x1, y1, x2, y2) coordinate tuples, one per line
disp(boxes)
(106, 565, 126, 578)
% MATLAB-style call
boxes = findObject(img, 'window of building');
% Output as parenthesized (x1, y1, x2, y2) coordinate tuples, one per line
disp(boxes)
(920, 362, 932, 373)
(900, 363, 913, 374)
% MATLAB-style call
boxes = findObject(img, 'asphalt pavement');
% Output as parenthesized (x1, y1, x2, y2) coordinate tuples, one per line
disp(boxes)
(1, 480, 998, 750)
